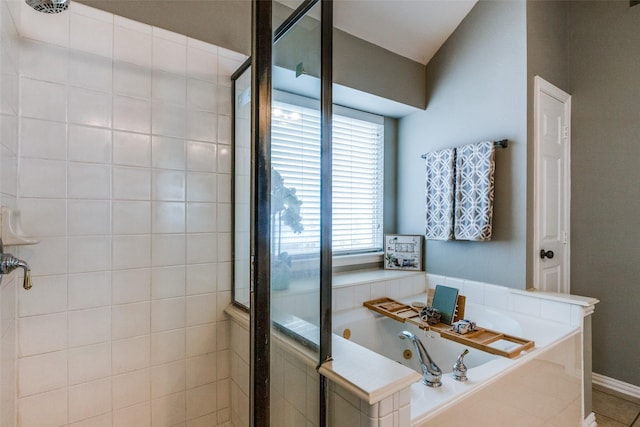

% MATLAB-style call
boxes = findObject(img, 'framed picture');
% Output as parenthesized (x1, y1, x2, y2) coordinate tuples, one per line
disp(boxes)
(384, 234, 423, 271)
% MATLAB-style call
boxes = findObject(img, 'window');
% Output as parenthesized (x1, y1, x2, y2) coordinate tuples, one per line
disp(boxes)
(271, 92, 385, 257)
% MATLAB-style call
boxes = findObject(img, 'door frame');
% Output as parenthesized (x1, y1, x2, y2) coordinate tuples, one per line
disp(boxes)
(532, 75, 571, 293)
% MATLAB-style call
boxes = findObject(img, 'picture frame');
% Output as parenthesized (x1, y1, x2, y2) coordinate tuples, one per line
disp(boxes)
(383, 234, 423, 271)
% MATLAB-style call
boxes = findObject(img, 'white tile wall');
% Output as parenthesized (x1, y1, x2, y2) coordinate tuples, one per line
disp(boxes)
(426, 273, 589, 327)
(6, 2, 247, 426)
(20, 117, 67, 160)
(331, 272, 426, 314)
(18, 350, 67, 397)
(229, 316, 248, 427)
(0, 3, 20, 422)
(112, 369, 149, 409)
(329, 382, 412, 427)
(68, 342, 111, 385)
(18, 388, 68, 427)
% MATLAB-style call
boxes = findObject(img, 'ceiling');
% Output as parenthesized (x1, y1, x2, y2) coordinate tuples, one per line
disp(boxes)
(81, 0, 477, 66)
(333, 0, 478, 65)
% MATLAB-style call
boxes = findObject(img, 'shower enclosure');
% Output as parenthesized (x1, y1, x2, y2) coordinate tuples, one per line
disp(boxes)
(233, 0, 333, 425)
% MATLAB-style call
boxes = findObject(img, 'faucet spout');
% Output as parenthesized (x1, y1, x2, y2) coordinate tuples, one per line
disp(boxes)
(398, 330, 442, 387)
(0, 252, 32, 290)
(18, 261, 32, 290)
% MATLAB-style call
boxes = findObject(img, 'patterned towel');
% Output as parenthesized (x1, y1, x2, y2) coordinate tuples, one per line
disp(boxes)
(454, 141, 495, 241)
(424, 148, 455, 240)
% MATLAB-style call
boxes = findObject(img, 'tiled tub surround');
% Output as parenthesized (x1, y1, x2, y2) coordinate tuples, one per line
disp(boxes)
(4, 2, 247, 426)
(227, 307, 322, 427)
(227, 270, 427, 427)
(272, 270, 427, 325)
(226, 304, 420, 427)
(229, 271, 598, 426)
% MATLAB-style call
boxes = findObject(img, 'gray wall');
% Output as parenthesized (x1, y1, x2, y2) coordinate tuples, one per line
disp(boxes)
(525, 0, 569, 287)
(397, 0, 528, 288)
(273, 3, 426, 109)
(567, 0, 640, 387)
(526, 0, 569, 92)
(333, 31, 426, 110)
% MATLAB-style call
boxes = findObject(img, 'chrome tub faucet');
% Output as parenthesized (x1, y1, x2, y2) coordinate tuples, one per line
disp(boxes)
(398, 330, 442, 387)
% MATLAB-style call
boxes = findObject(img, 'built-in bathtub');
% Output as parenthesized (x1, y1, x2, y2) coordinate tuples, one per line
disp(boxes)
(332, 303, 498, 376)
(326, 291, 596, 426)
(228, 272, 599, 427)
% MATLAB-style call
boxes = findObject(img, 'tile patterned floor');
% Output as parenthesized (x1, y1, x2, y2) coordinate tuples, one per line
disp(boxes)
(593, 386, 640, 426)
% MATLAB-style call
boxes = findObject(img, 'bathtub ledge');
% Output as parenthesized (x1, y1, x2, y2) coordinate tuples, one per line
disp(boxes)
(225, 304, 249, 330)
(319, 334, 422, 405)
(516, 288, 599, 307)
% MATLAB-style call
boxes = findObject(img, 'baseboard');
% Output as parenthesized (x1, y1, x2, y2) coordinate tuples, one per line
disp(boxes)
(592, 372, 640, 400)
(583, 412, 597, 427)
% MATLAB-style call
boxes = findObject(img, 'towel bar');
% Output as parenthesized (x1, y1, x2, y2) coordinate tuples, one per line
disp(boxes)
(421, 139, 508, 159)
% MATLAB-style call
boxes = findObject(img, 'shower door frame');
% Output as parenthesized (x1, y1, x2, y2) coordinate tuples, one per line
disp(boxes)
(249, 0, 272, 425)
(249, 1, 333, 426)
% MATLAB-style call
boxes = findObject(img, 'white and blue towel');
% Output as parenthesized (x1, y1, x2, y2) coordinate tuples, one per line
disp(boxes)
(454, 141, 495, 241)
(424, 148, 455, 240)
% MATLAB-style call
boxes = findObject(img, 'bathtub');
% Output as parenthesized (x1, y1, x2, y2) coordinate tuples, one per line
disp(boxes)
(330, 292, 587, 426)
(332, 304, 498, 376)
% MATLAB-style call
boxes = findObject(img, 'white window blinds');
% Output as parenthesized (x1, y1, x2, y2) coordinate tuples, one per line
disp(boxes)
(271, 93, 384, 256)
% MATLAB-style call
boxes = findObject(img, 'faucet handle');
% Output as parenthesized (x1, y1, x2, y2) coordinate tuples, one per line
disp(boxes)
(453, 349, 469, 382)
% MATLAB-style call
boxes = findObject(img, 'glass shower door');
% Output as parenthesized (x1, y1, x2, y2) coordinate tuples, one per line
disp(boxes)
(270, 1, 323, 425)
(234, 1, 331, 425)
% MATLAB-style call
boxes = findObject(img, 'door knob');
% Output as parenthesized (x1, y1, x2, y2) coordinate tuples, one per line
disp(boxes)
(540, 249, 554, 260)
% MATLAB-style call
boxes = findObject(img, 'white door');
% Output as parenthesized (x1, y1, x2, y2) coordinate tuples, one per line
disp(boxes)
(533, 76, 571, 293)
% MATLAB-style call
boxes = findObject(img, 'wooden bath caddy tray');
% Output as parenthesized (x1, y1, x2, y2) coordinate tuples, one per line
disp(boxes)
(363, 297, 535, 358)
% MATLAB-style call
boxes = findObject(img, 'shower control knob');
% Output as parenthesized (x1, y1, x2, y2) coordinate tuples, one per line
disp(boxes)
(539, 249, 554, 260)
